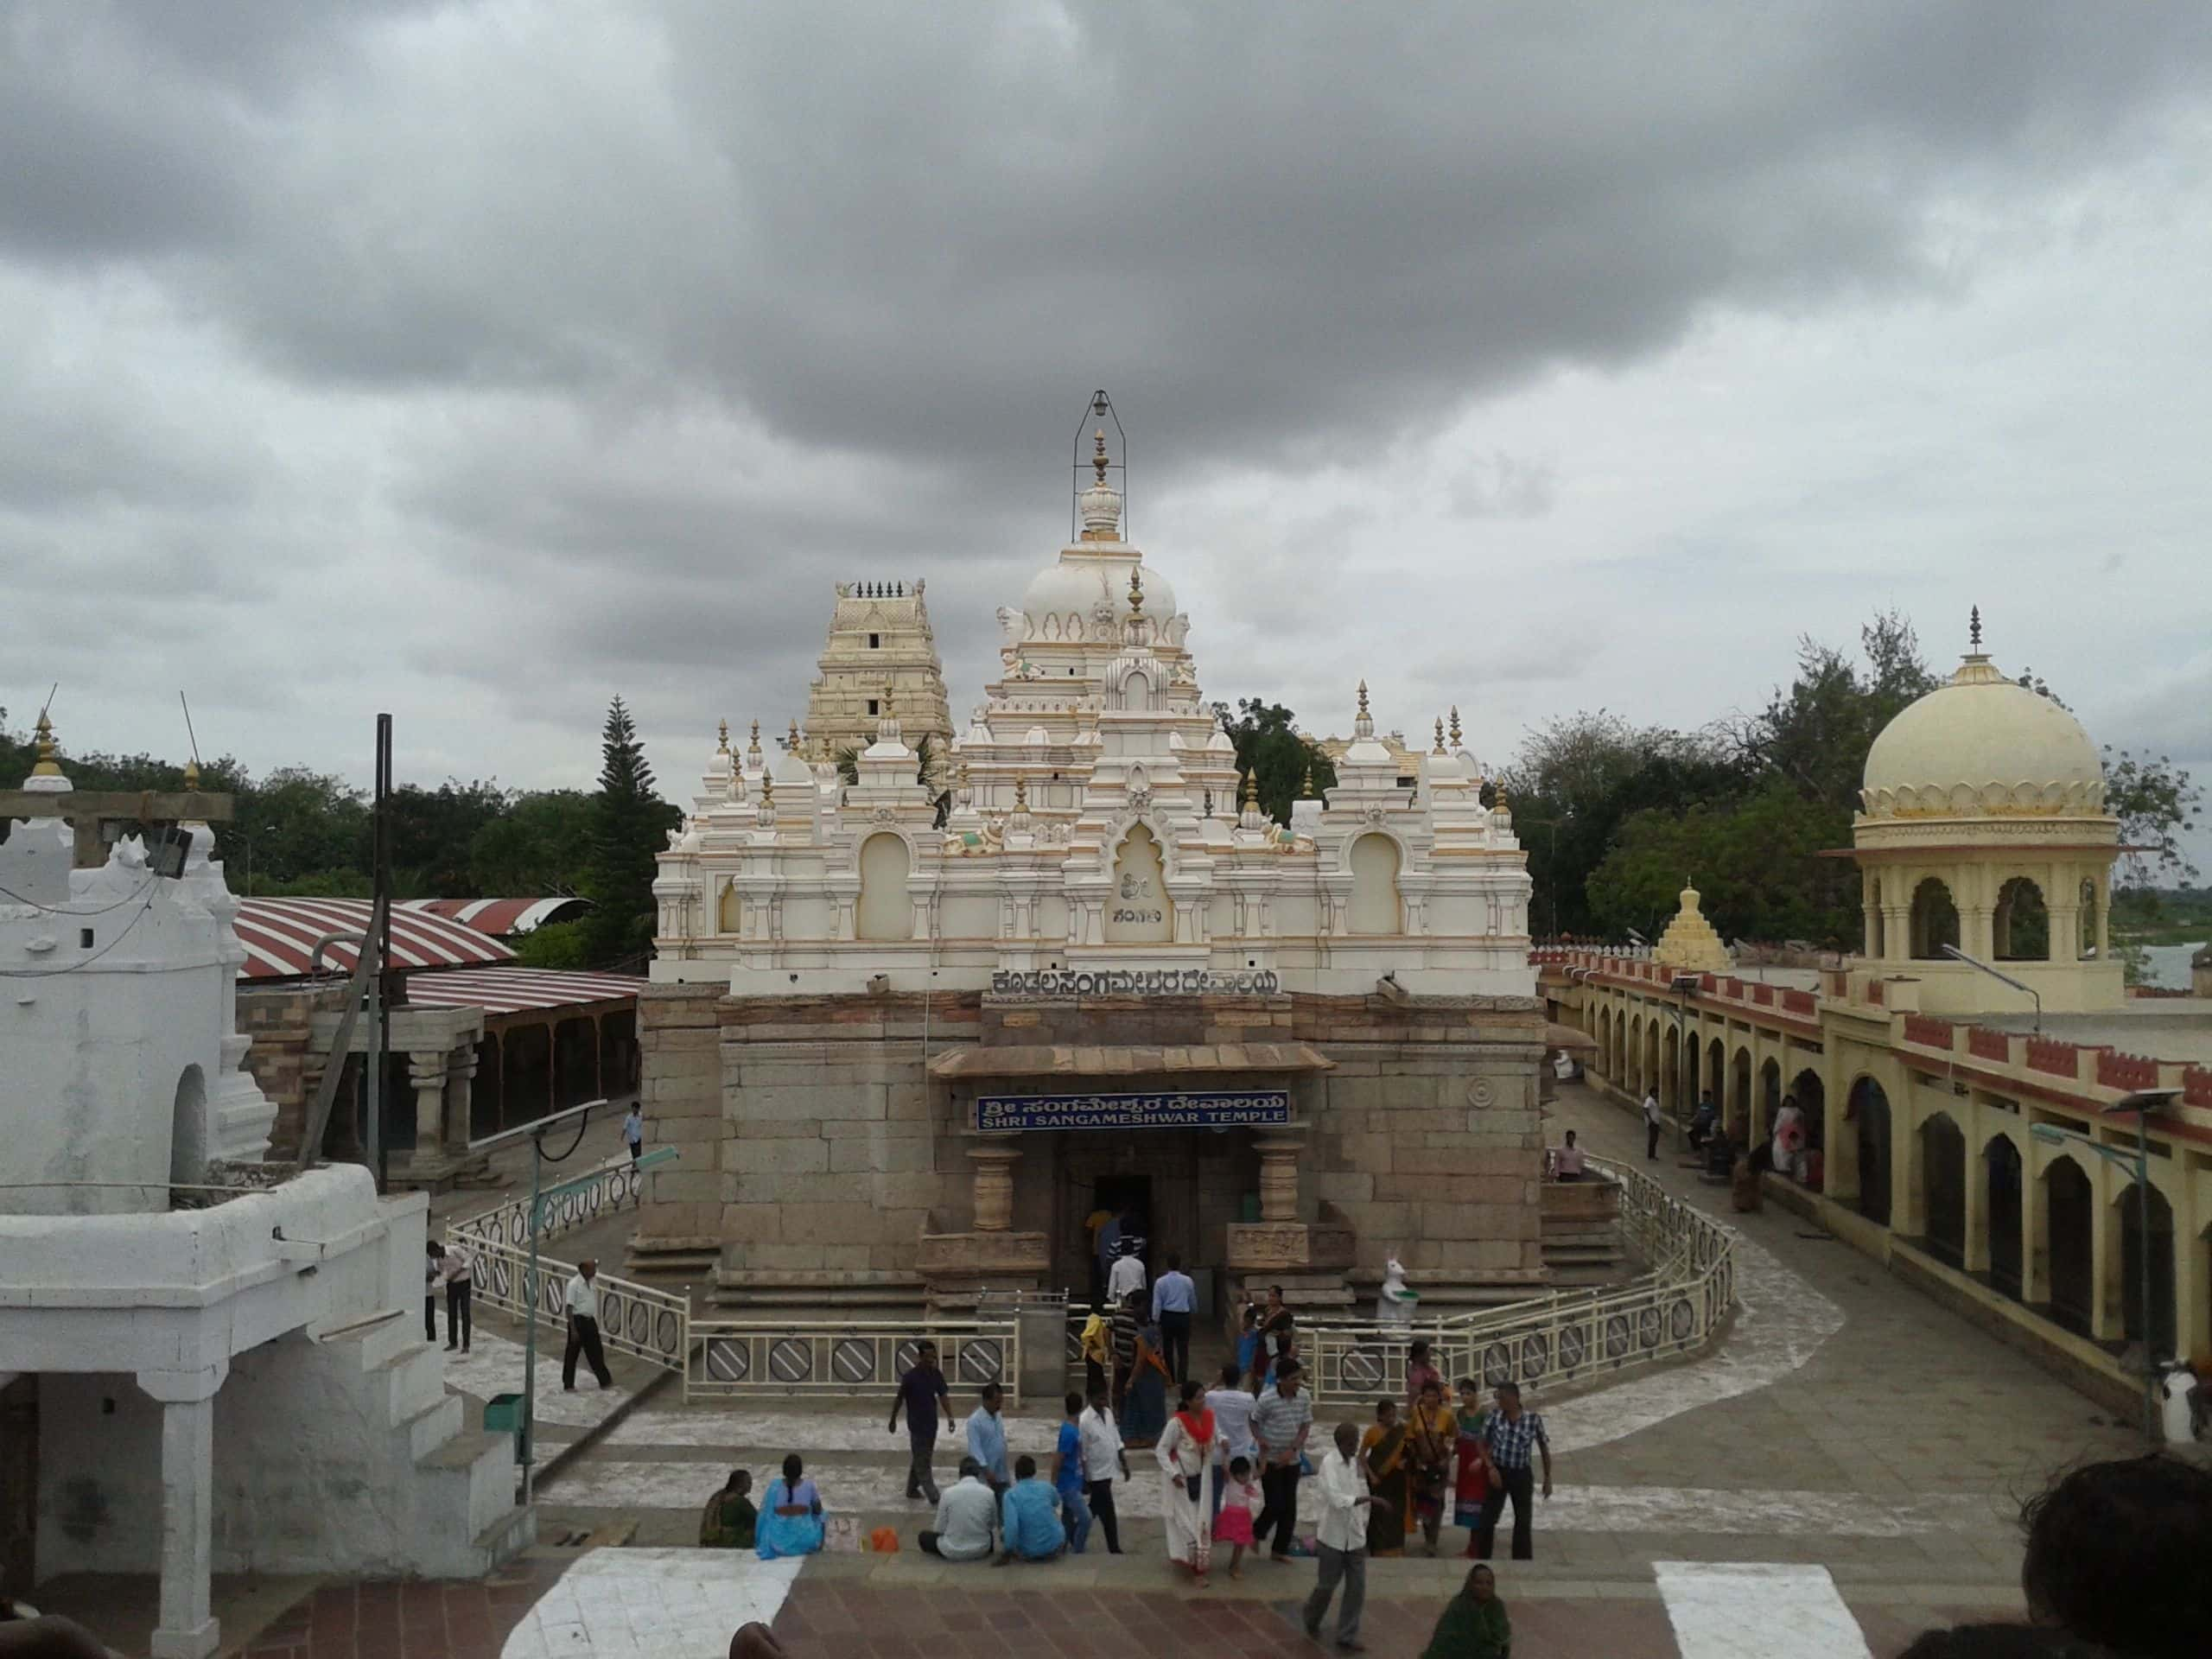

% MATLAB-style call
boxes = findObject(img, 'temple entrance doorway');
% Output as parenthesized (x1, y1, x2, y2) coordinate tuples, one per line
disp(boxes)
(1087, 1173, 1153, 1306)
(1046, 1130, 1256, 1320)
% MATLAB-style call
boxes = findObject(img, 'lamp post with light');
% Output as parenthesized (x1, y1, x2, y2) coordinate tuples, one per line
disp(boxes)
(2028, 1086, 2180, 1443)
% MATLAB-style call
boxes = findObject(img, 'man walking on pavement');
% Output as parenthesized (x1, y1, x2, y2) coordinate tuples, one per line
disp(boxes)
(1304, 1421, 1380, 1651)
(1078, 1384, 1131, 1554)
(1477, 1381, 1553, 1560)
(1643, 1086, 1663, 1160)
(889, 1339, 952, 1503)
(440, 1236, 474, 1353)
(563, 1258, 614, 1390)
(621, 1103, 644, 1168)
(1152, 1253, 1196, 1382)
(1250, 1359, 1313, 1561)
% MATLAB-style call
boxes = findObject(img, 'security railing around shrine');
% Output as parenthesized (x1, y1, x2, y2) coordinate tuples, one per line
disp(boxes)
(1300, 1156, 1737, 1405)
(445, 1154, 645, 1253)
(461, 1235, 693, 1374)
(684, 1319, 1021, 1402)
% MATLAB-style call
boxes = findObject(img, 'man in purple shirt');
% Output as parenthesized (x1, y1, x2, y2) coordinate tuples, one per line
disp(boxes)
(889, 1340, 953, 1503)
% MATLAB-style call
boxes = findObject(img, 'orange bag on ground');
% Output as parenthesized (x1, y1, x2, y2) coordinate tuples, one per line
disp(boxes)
(867, 1526, 901, 1554)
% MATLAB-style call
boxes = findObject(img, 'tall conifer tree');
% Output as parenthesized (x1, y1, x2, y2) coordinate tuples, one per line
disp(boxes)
(582, 696, 676, 967)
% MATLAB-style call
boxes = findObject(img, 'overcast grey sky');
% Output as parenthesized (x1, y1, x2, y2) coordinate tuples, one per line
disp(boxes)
(4, 3, 2209, 869)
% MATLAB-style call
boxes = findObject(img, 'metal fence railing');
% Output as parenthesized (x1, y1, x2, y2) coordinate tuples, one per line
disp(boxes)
(1300, 1157, 1736, 1405)
(446, 1154, 644, 1253)
(465, 1235, 692, 1373)
(685, 1319, 1021, 1402)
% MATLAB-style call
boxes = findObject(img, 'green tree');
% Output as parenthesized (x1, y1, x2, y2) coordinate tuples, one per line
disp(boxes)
(1212, 699, 1336, 824)
(1586, 779, 1859, 946)
(1496, 712, 1744, 936)
(468, 788, 595, 894)
(1728, 610, 1940, 812)
(515, 918, 590, 969)
(580, 697, 680, 968)
(2102, 749, 2202, 887)
(388, 779, 513, 897)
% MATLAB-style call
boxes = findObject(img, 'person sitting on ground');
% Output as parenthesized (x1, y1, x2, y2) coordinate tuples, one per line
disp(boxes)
(919, 1458, 997, 1560)
(1554, 1129, 1586, 1181)
(699, 1468, 757, 1549)
(1688, 1092, 1718, 1152)
(754, 1453, 824, 1560)
(996, 1454, 1068, 1564)
(1420, 1561, 1511, 1659)
(2021, 1452, 2212, 1659)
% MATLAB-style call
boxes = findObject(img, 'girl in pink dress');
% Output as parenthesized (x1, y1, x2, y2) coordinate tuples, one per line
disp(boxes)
(1214, 1455, 1259, 1579)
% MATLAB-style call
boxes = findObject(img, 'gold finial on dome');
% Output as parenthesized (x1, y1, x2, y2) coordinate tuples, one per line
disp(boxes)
(1128, 567, 1144, 615)
(750, 717, 760, 746)
(1449, 706, 1462, 748)
(717, 718, 730, 753)
(1301, 761, 1315, 799)
(1243, 769, 1259, 808)
(29, 710, 61, 779)
(1014, 772, 1028, 809)
(1093, 428, 1110, 486)
(1969, 605, 1983, 651)
(183, 759, 200, 791)
(1356, 680, 1370, 720)
(1433, 717, 1447, 754)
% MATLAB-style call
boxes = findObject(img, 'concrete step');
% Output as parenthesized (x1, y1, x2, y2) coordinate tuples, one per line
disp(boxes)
(372, 1340, 449, 1427)
(399, 1393, 466, 1462)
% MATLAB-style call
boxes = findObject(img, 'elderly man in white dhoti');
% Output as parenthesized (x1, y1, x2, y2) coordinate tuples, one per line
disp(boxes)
(1156, 1379, 1223, 1583)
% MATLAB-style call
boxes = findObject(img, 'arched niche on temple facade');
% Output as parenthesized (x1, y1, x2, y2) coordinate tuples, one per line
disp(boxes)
(1104, 823, 1172, 944)
(1347, 831, 1403, 936)
(856, 832, 914, 941)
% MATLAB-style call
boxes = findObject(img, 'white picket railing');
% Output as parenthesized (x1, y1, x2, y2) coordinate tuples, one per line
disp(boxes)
(463, 1235, 693, 1374)
(1300, 1156, 1736, 1404)
(685, 1319, 1021, 1402)
(446, 1154, 645, 1253)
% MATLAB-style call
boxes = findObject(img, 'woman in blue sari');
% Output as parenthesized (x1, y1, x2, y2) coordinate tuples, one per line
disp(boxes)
(1118, 1314, 1173, 1448)
(755, 1453, 824, 1560)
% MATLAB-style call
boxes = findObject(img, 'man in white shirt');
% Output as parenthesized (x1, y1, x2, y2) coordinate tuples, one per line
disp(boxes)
(1303, 1421, 1380, 1652)
(1106, 1239, 1147, 1304)
(439, 1240, 474, 1353)
(1643, 1088, 1663, 1160)
(1077, 1385, 1131, 1555)
(621, 1105, 644, 1167)
(918, 1459, 997, 1560)
(562, 1258, 614, 1389)
(1205, 1359, 1256, 1524)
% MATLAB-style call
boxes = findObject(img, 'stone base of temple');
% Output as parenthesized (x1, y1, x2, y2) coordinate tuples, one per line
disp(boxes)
(625, 1231, 724, 1281)
(383, 1145, 494, 1194)
(916, 1229, 1053, 1302)
(709, 1268, 928, 1315)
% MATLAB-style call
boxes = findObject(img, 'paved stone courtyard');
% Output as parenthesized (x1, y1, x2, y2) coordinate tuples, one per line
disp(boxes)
(29, 1081, 2152, 1656)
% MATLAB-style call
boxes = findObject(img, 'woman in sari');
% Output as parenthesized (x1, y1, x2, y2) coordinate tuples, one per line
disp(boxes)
(1453, 1378, 1494, 1558)
(1419, 1562, 1510, 1659)
(1109, 1293, 1141, 1408)
(1119, 1315, 1173, 1447)
(1156, 1380, 1218, 1581)
(698, 1468, 756, 1549)
(754, 1453, 824, 1560)
(1408, 1376, 1458, 1556)
(1359, 1398, 1409, 1556)
(1405, 1338, 1443, 1409)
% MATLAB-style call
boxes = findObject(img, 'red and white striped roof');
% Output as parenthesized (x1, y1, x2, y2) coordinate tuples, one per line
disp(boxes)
(232, 898, 514, 981)
(399, 897, 589, 938)
(398, 966, 645, 1014)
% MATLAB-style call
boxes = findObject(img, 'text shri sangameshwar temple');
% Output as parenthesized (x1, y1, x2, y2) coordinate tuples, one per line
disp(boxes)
(631, 414, 1549, 1318)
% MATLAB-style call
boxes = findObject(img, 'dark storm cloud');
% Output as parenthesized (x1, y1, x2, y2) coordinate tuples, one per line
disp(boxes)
(3, 0, 2210, 843)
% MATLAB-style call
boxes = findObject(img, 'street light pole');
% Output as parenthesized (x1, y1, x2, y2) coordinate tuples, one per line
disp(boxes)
(1939, 944, 2042, 1033)
(2030, 1087, 2180, 1443)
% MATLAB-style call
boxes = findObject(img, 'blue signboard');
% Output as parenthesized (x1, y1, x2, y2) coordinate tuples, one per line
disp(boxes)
(975, 1090, 1292, 1133)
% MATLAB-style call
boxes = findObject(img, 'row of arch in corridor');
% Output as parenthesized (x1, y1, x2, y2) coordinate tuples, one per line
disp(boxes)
(1583, 1000, 2202, 1367)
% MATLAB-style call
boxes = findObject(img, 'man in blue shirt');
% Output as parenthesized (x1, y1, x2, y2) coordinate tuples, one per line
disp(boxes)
(996, 1455, 1067, 1563)
(1151, 1252, 1197, 1382)
(888, 1340, 952, 1503)
(1050, 1390, 1092, 1554)
(965, 1383, 1010, 1493)
(620, 1105, 643, 1167)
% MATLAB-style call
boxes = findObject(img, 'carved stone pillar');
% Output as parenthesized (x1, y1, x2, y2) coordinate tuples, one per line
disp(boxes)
(969, 1138, 1021, 1232)
(1255, 1135, 1304, 1224)
(442, 1049, 479, 1152)
(407, 1050, 449, 1151)
(139, 1363, 227, 1659)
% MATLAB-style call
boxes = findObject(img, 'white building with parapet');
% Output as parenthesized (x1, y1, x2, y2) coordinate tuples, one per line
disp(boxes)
(0, 729, 527, 1658)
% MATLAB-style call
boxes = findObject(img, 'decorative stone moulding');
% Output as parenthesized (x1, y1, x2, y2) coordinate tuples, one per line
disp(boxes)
(1858, 778, 2107, 819)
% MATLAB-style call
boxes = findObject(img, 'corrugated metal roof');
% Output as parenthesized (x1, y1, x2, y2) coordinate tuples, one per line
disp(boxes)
(400, 966, 645, 1015)
(232, 898, 513, 981)
(399, 897, 589, 937)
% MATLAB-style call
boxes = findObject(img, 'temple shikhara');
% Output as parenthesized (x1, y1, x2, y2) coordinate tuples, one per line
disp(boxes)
(633, 409, 1548, 1319)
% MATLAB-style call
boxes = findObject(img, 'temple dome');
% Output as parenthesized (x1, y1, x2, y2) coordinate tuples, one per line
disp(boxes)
(1020, 553, 1177, 638)
(1859, 652, 2106, 820)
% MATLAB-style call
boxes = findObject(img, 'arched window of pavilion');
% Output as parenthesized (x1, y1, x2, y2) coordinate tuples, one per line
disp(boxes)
(1909, 878, 1960, 961)
(1993, 877, 2049, 962)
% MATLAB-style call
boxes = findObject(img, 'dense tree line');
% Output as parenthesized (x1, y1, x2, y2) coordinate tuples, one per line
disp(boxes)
(0, 697, 676, 972)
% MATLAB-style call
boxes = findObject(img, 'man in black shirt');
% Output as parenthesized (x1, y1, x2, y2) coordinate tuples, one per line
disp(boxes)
(889, 1340, 953, 1503)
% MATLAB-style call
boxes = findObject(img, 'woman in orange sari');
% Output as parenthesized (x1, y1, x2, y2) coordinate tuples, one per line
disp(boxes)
(1359, 1398, 1409, 1556)
(1408, 1376, 1458, 1556)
